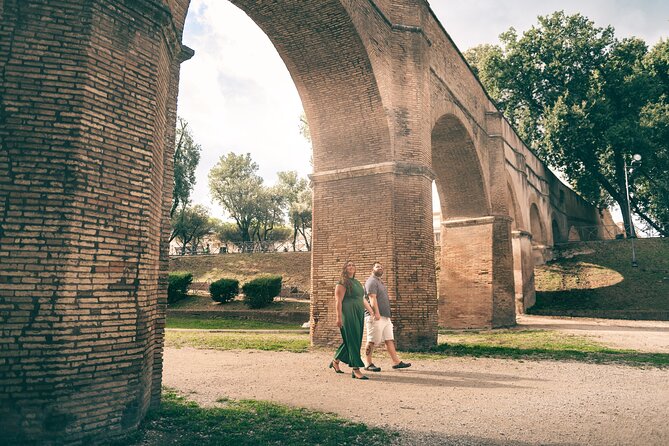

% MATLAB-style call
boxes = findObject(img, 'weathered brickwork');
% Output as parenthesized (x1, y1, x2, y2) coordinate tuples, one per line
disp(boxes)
(0, 0, 184, 443)
(0, 0, 608, 443)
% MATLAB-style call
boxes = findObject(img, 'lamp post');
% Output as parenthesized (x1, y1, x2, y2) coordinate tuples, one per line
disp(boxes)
(623, 153, 641, 267)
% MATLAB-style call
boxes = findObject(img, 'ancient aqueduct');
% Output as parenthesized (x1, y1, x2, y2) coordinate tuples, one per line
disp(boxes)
(0, 0, 611, 443)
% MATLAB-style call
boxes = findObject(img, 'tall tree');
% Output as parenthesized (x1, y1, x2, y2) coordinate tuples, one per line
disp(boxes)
(208, 152, 263, 243)
(250, 185, 286, 243)
(634, 40, 669, 235)
(277, 170, 311, 251)
(289, 188, 312, 251)
(465, 12, 668, 236)
(171, 117, 201, 218)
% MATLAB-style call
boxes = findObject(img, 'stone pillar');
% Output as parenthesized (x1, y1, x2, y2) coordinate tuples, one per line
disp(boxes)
(512, 230, 536, 313)
(0, 0, 184, 443)
(310, 163, 437, 350)
(439, 216, 516, 328)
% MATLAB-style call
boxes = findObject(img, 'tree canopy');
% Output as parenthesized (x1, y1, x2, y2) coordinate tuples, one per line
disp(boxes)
(170, 204, 213, 255)
(208, 153, 309, 247)
(465, 11, 668, 236)
(171, 117, 201, 218)
(208, 152, 264, 243)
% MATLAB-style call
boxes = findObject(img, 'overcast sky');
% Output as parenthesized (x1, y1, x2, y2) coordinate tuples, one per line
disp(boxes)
(177, 0, 668, 221)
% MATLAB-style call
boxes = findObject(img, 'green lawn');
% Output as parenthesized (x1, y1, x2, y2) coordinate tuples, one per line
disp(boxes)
(532, 239, 669, 316)
(103, 389, 395, 446)
(167, 315, 304, 331)
(166, 331, 310, 353)
(417, 329, 669, 367)
(165, 329, 669, 367)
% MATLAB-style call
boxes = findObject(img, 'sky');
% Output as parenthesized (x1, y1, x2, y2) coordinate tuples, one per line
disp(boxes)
(177, 0, 668, 222)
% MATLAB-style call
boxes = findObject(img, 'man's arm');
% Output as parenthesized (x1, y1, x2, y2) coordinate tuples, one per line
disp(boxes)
(367, 293, 381, 320)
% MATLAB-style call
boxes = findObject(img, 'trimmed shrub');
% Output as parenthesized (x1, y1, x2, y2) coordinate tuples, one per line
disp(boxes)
(242, 275, 283, 309)
(209, 278, 239, 304)
(168, 272, 193, 304)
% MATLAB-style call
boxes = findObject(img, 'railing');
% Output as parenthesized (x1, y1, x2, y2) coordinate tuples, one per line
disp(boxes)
(169, 239, 310, 256)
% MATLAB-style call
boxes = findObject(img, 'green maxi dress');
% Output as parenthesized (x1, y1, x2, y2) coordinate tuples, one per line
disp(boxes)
(333, 278, 365, 368)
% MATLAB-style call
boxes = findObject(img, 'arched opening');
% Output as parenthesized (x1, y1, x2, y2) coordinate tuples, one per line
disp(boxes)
(568, 225, 582, 241)
(432, 114, 489, 220)
(507, 179, 535, 313)
(507, 181, 523, 230)
(431, 113, 513, 328)
(529, 203, 546, 245)
(529, 203, 549, 265)
(211, 1, 397, 349)
(552, 219, 563, 245)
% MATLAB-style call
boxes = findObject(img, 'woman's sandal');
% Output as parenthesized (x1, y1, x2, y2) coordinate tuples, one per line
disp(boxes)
(351, 371, 369, 380)
(329, 360, 344, 374)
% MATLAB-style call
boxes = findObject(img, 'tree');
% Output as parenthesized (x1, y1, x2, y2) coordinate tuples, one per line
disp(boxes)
(171, 204, 213, 255)
(276, 170, 312, 251)
(212, 220, 245, 251)
(634, 41, 669, 235)
(171, 117, 201, 218)
(250, 185, 286, 243)
(208, 153, 264, 243)
(289, 188, 312, 251)
(465, 12, 668, 236)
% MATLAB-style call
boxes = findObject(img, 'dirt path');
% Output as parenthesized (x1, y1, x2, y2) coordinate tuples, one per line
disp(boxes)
(164, 349, 668, 445)
(517, 314, 669, 353)
(163, 316, 669, 445)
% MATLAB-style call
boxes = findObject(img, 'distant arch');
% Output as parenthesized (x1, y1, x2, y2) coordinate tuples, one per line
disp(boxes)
(529, 203, 546, 245)
(432, 114, 489, 219)
(506, 176, 524, 230)
(552, 218, 563, 244)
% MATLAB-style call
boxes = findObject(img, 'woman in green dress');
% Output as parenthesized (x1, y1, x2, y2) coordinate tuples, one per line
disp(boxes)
(329, 261, 375, 379)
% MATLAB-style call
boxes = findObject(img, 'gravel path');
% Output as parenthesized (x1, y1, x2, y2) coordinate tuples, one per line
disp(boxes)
(516, 315, 669, 353)
(163, 316, 669, 445)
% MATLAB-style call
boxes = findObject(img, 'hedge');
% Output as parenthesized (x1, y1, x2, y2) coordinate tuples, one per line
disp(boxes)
(168, 272, 193, 304)
(242, 275, 282, 309)
(209, 278, 239, 304)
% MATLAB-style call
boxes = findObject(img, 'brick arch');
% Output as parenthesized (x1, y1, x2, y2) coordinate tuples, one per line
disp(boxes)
(529, 202, 547, 245)
(431, 113, 490, 219)
(506, 174, 524, 230)
(229, 0, 391, 171)
(552, 217, 564, 244)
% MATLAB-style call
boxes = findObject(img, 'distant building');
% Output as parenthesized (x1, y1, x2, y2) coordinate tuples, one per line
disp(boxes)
(433, 211, 441, 246)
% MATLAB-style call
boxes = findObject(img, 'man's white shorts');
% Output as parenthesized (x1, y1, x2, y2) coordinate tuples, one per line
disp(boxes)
(365, 316, 394, 344)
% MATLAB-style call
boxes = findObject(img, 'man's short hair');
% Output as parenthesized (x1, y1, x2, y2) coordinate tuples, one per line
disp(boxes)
(372, 261, 382, 267)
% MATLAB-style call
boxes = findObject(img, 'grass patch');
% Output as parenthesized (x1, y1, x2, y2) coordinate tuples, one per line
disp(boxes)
(407, 329, 669, 367)
(166, 328, 668, 367)
(166, 331, 310, 353)
(104, 388, 395, 446)
(167, 316, 303, 330)
(533, 239, 669, 316)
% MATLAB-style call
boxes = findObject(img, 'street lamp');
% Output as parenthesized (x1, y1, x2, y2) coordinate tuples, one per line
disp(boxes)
(623, 153, 641, 267)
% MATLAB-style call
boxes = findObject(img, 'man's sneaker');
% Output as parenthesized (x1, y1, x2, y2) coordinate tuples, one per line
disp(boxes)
(364, 363, 381, 372)
(391, 361, 411, 369)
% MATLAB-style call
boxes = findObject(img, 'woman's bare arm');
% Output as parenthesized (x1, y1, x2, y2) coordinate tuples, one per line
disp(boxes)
(334, 284, 345, 328)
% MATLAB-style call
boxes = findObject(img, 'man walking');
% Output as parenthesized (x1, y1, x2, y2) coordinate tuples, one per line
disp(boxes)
(363, 261, 411, 372)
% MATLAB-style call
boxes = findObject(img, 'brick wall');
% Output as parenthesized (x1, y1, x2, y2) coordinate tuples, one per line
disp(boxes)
(0, 0, 184, 443)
